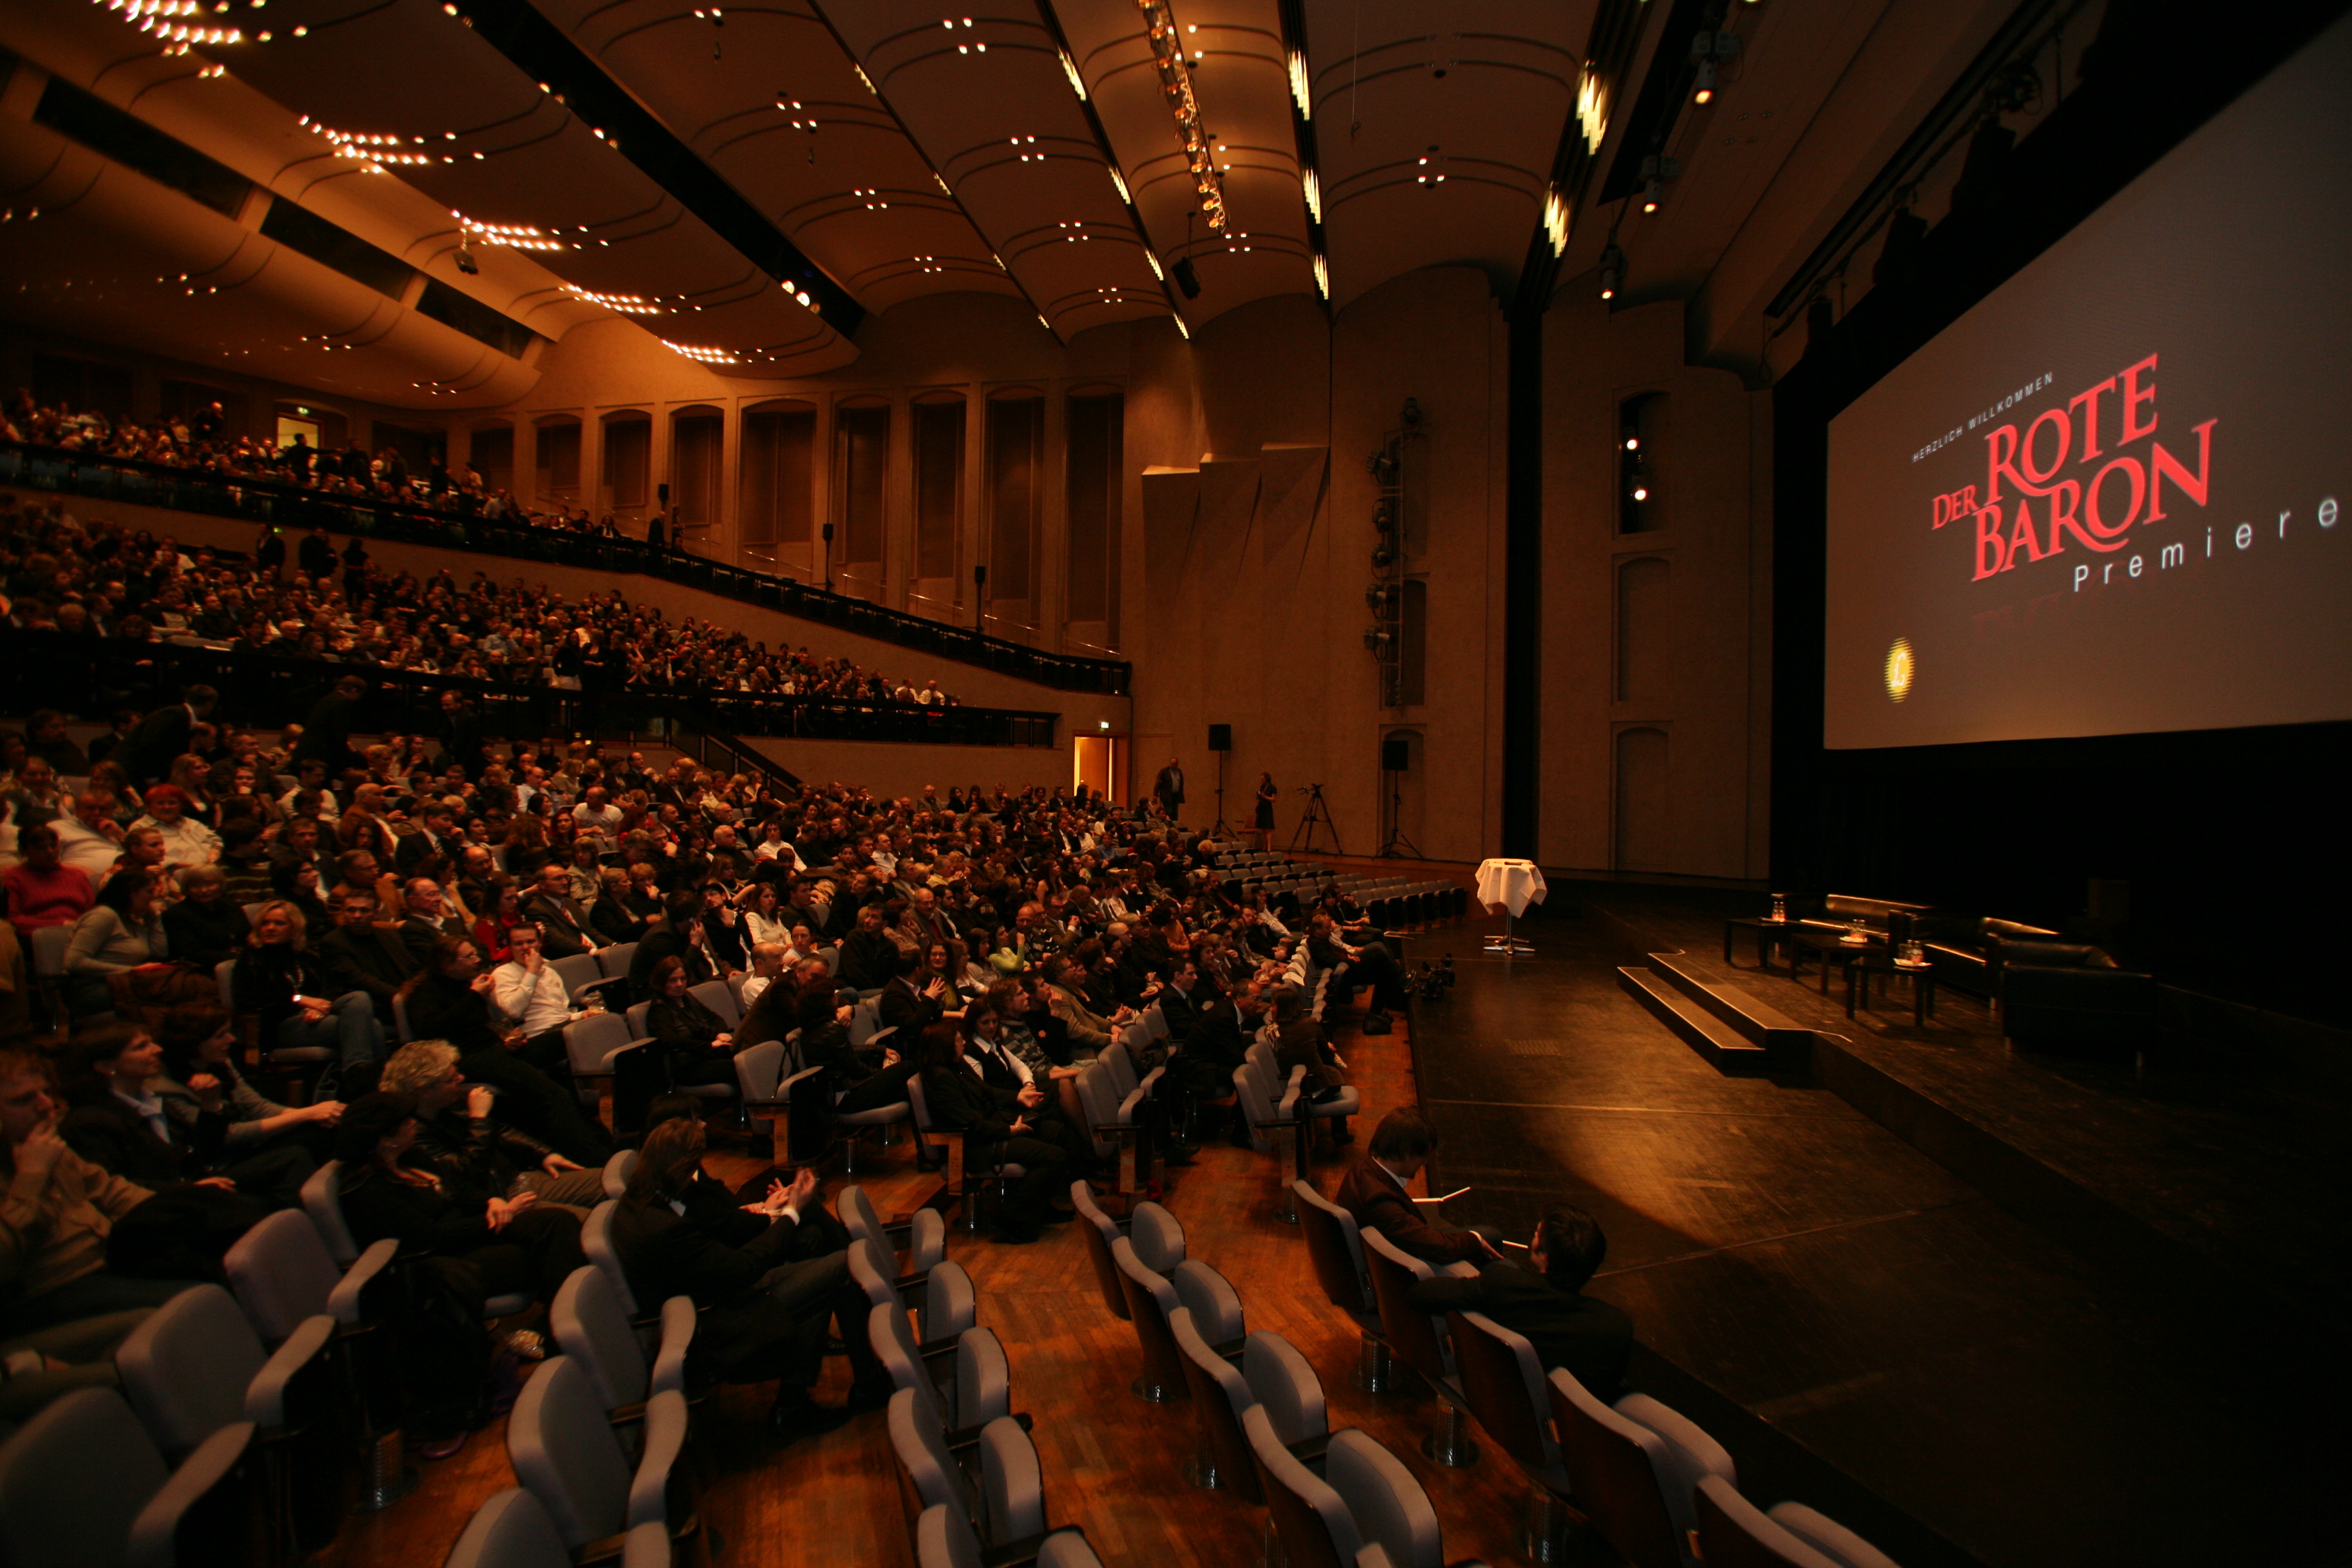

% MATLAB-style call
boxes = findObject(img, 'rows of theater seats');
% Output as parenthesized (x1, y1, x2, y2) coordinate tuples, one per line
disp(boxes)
(1213, 852, 1469, 927)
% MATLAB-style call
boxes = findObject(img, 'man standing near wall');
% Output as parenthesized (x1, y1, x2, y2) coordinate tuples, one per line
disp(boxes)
(1152, 757, 1186, 825)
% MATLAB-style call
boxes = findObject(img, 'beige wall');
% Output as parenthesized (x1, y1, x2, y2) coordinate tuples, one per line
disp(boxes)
(739, 736, 1074, 803)
(1538, 295, 1771, 879)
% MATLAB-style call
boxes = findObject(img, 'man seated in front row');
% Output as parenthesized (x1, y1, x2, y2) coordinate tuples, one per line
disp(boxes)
(1333, 1106, 1500, 1265)
(1404, 1202, 1634, 1404)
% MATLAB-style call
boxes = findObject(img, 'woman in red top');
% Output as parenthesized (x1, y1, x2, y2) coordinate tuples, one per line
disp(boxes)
(1, 824, 95, 941)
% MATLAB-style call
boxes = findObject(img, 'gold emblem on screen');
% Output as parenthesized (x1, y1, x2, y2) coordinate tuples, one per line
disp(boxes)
(1885, 638, 1915, 703)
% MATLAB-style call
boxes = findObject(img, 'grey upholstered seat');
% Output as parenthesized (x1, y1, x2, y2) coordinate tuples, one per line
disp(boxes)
(444, 1487, 671, 1568)
(505, 1356, 689, 1549)
(223, 1209, 398, 1341)
(1359, 1226, 1479, 1467)
(0, 1387, 256, 1568)
(550, 1265, 694, 1412)
(1693, 1475, 1903, 1568)
(1549, 1368, 1737, 1568)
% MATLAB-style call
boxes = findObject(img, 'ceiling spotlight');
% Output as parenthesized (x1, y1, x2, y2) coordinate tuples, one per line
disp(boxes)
(1623, 436, 1639, 451)
(1598, 243, 1624, 301)
(1637, 154, 1679, 215)
(1693, 60, 1717, 104)
(1400, 397, 1422, 427)
(1172, 255, 1201, 298)
(1642, 179, 1662, 214)
(1631, 484, 1649, 502)
(454, 241, 478, 275)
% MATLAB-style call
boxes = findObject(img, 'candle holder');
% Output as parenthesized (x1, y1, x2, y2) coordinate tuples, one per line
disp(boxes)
(1768, 893, 1788, 924)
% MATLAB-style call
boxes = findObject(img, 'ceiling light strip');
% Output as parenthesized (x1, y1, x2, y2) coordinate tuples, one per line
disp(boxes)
(1137, 0, 1225, 232)
(1275, 0, 1330, 311)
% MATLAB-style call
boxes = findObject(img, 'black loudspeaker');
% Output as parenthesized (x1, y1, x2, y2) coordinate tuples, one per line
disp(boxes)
(1207, 724, 1232, 752)
(1382, 738, 1409, 771)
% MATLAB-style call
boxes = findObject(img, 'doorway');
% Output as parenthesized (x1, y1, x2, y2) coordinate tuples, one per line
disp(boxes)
(1074, 733, 1126, 808)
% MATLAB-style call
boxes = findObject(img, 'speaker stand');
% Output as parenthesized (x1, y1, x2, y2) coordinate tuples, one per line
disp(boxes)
(1211, 750, 1232, 839)
(1376, 766, 1424, 860)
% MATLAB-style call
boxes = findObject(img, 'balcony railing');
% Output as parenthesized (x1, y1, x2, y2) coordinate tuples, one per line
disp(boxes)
(0, 441, 1130, 696)
(0, 631, 1059, 751)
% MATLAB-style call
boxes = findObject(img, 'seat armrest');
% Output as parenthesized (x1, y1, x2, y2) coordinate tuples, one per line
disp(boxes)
(1285, 1432, 1333, 1467)
(979, 1526, 1091, 1568)
(127, 1421, 255, 1568)
(624, 1390, 690, 1530)
(947, 1409, 1034, 1451)
(326, 1238, 400, 1324)
(244, 1313, 336, 1427)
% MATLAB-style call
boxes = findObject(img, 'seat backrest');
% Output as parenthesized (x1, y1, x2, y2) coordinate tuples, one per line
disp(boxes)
(552, 954, 603, 1002)
(581, 1200, 638, 1315)
(1359, 1228, 1448, 1385)
(1448, 1310, 1557, 1471)
(300, 1159, 359, 1266)
(915, 1503, 983, 1568)
(114, 1284, 265, 1458)
(734, 1037, 786, 1101)
(904, 1073, 937, 1134)
(601, 1149, 637, 1200)
(847, 1236, 898, 1314)
(868, 1302, 947, 1431)
(1324, 1428, 1445, 1568)
(1243, 1402, 1359, 1568)
(1172, 1259, 1245, 1345)
(978, 1416, 1045, 1547)
(444, 1488, 576, 1568)
(688, 979, 738, 1028)
(1547, 1370, 1689, 1568)
(1293, 1181, 1373, 1313)
(214, 958, 236, 1009)
(954, 1325, 1012, 1431)
(566, 1011, 633, 1075)
(224, 1209, 341, 1340)
(1127, 1200, 1184, 1273)
(1072, 1181, 1131, 1322)
(848, 997, 882, 1048)
(0, 1387, 171, 1568)
(1033, 1530, 1102, 1568)
(838, 1184, 887, 1251)
(1693, 1476, 1853, 1568)
(887, 1387, 963, 1520)
(1243, 1330, 1327, 1446)
(552, 1266, 650, 1410)
(506, 1356, 631, 1548)
(1244, 1040, 1283, 1104)
(598, 942, 637, 979)
(393, 993, 414, 1045)
(1232, 1065, 1278, 1149)
(1169, 1307, 1261, 1506)
(923, 1259, 976, 1343)
(1097, 1040, 1139, 1102)
(1764, 1503, 1902, 1568)
(624, 1000, 653, 1038)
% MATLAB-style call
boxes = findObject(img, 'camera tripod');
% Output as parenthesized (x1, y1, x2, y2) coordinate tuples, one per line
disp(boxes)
(1376, 763, 1423, 860)
(1289, 783, 1342, 856)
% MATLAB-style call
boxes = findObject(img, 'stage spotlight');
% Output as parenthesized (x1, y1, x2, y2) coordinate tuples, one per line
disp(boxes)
(1172, 256, 1201, 298)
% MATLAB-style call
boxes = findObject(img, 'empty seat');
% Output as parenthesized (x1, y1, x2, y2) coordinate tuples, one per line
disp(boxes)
(505, 1356, 691, 1552)
(1448, 1310, 1575, 1556)
(868, 1301, 1009, 1436)
(1359, 1228, 1479, 1468)
(1293, 1178, 1396, 1391)
(1549, 1368, 1737, 1568)
(915, 1503, 1100, 1568)
(686, 979, 739, 1028)
(1693, 1475, 1902, 1568)
(550, 1266, 695, 1414)
(1108, 1236, 1189, 1403)
(840, 1184, 946, 1278)
(223, 1209, 397, 1342)
(1245, 1408, 1472, 1568)
(1169, 1308, 1328, 1503)
(601, 1149, 638, 1200)
(0, 1386, 261, 1568)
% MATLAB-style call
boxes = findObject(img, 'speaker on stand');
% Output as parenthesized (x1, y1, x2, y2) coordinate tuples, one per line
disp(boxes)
(1207, 724, 1232, 837)
(1378, 735, 1423, 859)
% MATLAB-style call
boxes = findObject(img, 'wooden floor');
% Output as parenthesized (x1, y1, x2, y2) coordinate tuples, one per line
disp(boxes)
(318, 907, 1568, 1568)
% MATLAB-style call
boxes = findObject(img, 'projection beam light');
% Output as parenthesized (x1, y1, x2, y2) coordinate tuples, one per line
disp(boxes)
(1137, 0, 1226, 231)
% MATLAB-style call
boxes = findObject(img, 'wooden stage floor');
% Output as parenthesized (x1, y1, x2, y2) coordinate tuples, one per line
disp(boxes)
(314, 892, 2339, 1568)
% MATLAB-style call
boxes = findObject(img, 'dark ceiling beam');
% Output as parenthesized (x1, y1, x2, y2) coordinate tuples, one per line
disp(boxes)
(455, 0, 865, 336)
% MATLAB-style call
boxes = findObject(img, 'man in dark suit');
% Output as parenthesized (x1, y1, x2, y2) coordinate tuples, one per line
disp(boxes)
(292, 674, 369, 774)
(393, 803, 461, 877)
(521, 861, 595, 961)
(316, 891, 419, 1025)
(1405, 1204, 1634, 1404)
(1333, 1106, 1499, 1266)
(116, 685, 218, 786)
(434, 690, 488, 781)
(610, 1120, 885, 1438)
(1152, 757, 1186, 823)
(395, 878, 471, 967)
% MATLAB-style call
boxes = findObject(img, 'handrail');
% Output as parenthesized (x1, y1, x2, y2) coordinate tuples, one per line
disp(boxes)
(680, 725, 801, 790)
(0, 631, 1059, 751)
(0, 441, 1131, 696)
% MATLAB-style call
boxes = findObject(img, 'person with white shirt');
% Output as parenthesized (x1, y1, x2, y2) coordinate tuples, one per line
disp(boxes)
(489, 924, 589, 1079)
(53, 789, 125, 882)
(739, 941, 788, 1009)
(571, 785, 624, 835)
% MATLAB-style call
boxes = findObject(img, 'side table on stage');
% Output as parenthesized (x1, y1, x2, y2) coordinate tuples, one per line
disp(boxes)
(1474, 858, 1546, 955)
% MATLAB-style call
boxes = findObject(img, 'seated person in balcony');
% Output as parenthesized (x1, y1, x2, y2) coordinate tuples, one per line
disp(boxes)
(611, 1117, 887, 1441)
(376, 1040, 603, 1211)
(1405, 1203, 1633, 1404)
(395, 934, 608, 1163)
(0, 1045, 202, 1338)
(644, 956, 741, 1100)
(232, 898, 385, 1069)
(332, 1090, 584, 1316)
(56, 1022, 310, 1210)
(1335, 1107, 1500, 1266)
(159, 863, 247, 971)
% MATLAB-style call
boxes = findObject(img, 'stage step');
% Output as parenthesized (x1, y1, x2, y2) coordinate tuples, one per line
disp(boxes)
(1618, 953, 1814, 1071)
